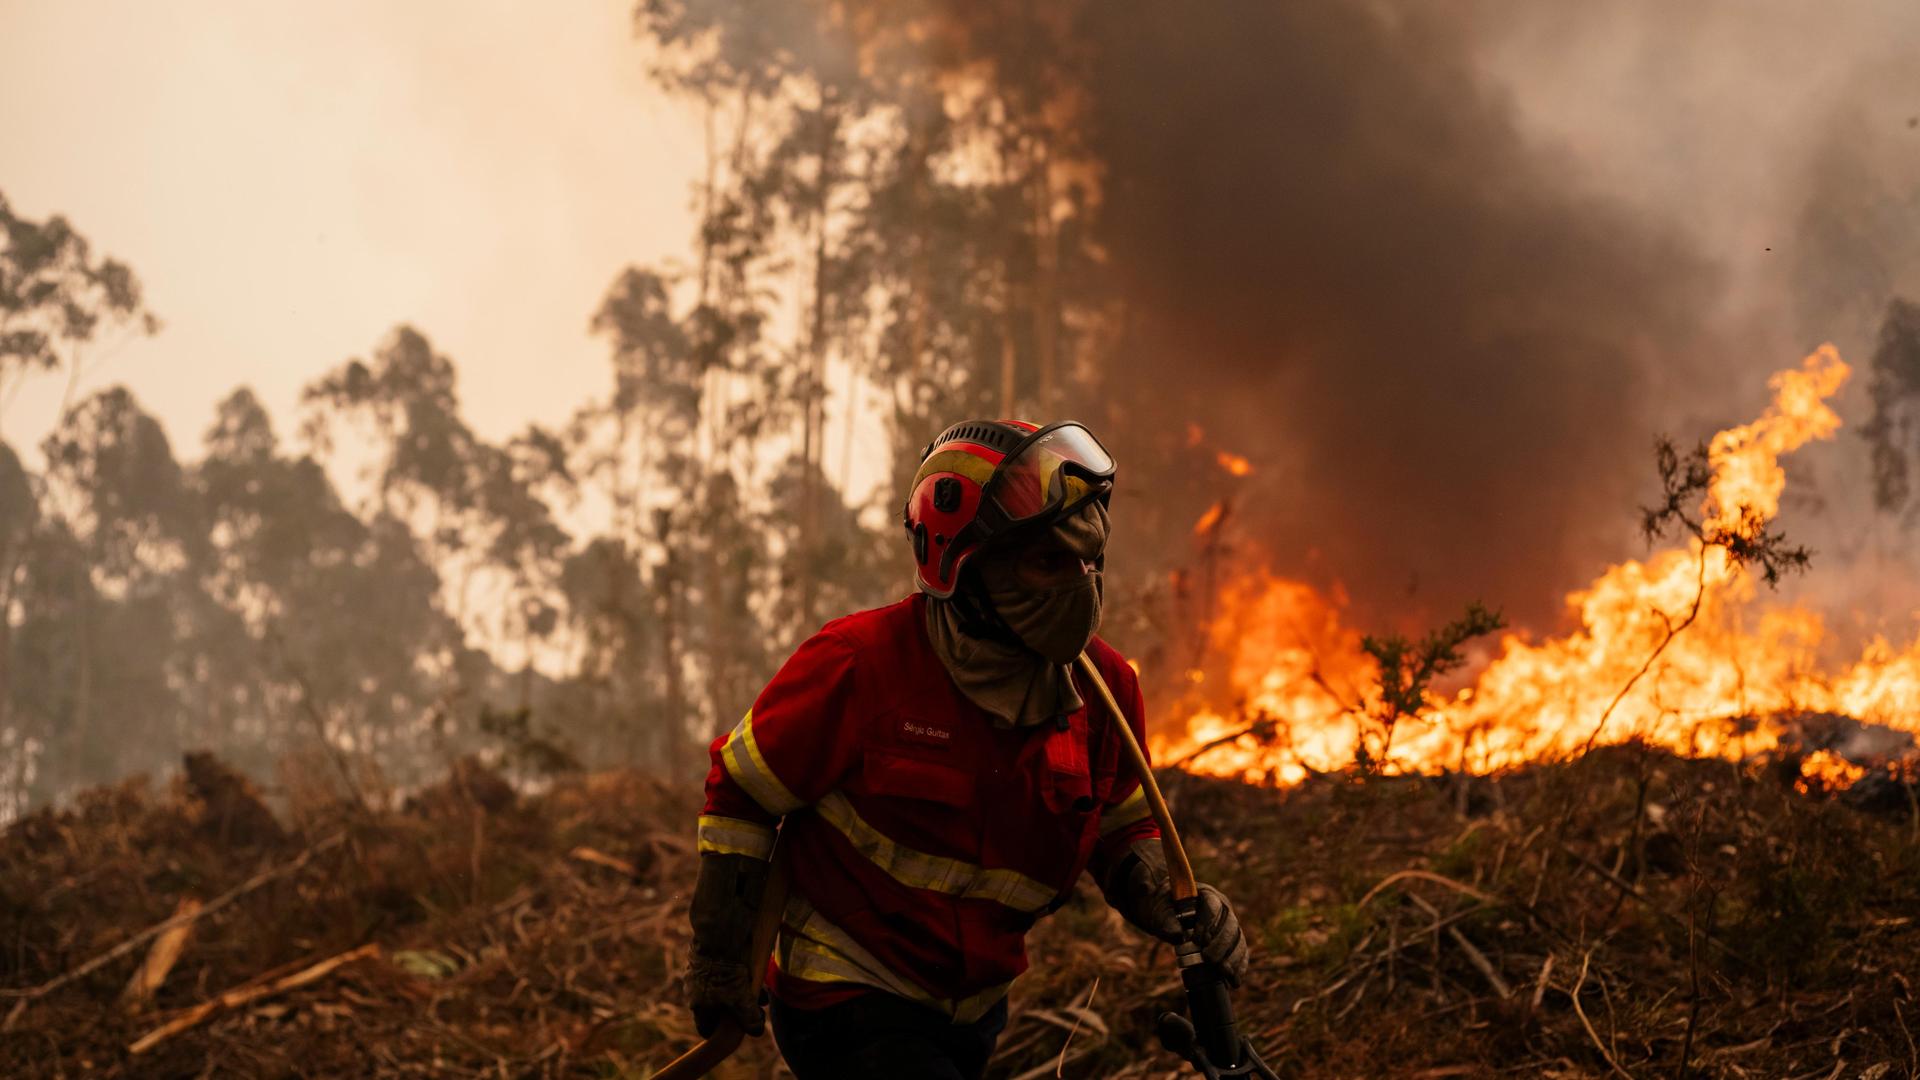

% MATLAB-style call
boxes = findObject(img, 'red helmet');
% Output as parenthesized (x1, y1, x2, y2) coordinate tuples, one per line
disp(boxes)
(903, 419, 1116, 597)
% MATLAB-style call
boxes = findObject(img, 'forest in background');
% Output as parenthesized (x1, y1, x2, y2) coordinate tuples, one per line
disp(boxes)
(7, 1, 1920, 822)
(0, 3, 1215, 818)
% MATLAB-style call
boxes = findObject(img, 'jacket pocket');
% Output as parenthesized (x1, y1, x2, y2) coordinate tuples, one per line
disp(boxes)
(1044, 765, 1097, 817)
(860, 749, 975, 810)
(1041, 715, 1099, 817)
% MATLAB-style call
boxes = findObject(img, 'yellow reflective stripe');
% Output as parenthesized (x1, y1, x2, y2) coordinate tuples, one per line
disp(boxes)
(778, 895, 1011, 1023)
(1099, 786, 1151, 837)
(720, 709, 804, 815)
(696, 815, 776, 860)
(952, 981, 1013, 1025)
(913, 448, 998, 492)
(779, 894, 927, 1002)
(815, 792, 1056, 913)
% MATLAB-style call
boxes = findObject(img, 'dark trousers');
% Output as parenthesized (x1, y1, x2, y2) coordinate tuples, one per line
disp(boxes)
(769, 991, 1009, 1080)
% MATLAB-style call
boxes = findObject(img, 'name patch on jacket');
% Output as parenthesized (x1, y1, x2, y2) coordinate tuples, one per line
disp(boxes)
(898, 718, 954, 749)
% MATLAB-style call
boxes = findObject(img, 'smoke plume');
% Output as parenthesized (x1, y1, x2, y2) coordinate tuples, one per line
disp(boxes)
(1032, 0, 1920, 632)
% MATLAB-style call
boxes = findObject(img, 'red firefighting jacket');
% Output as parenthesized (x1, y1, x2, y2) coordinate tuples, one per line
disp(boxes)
(699, 594, 1159, 1022)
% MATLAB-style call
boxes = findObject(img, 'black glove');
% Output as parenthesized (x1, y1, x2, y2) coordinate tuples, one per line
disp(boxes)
(1099, 839, 1250, 986)
(686, 851, 770, 1037)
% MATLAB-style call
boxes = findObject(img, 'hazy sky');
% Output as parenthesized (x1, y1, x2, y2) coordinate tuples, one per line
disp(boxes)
(0, 1, 703, 458)
(3, 1, 1914, 555)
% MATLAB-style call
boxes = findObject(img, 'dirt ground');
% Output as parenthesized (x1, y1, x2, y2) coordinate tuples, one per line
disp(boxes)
(4, 746, 1917, 1078)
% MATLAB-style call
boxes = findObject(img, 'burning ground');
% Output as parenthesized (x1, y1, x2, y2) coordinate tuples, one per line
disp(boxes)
(1155, 347, 1920, 793)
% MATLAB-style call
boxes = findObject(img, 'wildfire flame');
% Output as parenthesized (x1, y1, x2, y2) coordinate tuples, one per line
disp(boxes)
(1793, 749, 1867, 795)
(1193, 501, 1228, 539)
(1151, 347, 1920, 788)
(1216, 451, 1254, 477)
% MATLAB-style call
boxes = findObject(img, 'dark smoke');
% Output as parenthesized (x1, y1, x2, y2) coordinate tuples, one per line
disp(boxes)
(1075, 1, 1725, 631)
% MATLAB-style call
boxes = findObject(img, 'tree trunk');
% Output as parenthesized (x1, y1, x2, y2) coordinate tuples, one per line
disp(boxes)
(1000, 298, 1019, 417)
(1030, 142, 1059, 416)
(798, 98, 838, 632)
(903, 110, 932, 441)
(72, 557, 92, 802)
(0, 550, 19, 818)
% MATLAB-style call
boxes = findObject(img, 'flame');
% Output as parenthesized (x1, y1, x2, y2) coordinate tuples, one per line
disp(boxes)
(1151, 347, 1920, 789)
(1193, 501, 1228, 539)
(1216, 451, 1254, 477)
(1794, 750, 1867, 795)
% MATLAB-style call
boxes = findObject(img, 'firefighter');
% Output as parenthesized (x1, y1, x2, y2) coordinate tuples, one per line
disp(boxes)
(686, 419, 1248, 1079)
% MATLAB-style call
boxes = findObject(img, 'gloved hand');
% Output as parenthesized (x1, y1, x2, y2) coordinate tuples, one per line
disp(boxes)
(686, 851, 770, 1037)
(1099, 839, 1250, 986)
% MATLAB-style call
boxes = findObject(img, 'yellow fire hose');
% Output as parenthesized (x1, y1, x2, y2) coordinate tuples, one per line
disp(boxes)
(1074, 652, 1276, 1079)
(1072, 653, 1198, 902)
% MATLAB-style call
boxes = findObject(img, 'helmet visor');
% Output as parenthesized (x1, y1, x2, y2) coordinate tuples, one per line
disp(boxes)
(985, 422, 1115, 525)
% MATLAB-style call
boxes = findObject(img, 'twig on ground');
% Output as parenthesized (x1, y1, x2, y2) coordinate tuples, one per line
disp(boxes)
(568, 846, 641, 880)
(1333, 968, 1379, 1022)
(1406, 893, 1511, 999)
(1556, 841, 1750, 968)
(121, 897, 203, 1009)
(1897, 1000, 1917, 1077)
(1294, 931, 1381, 1012)
(1054, 976, 1100, 1077)
(1572, 949, 1635, 1080)
(1358, 869, 1501, 910)
(128, 942, 381, 1055)
(2, 832, 346, 1030)
(1302, 896, 1513, 1020)
(1009, 1044, 1100, 1080)
(1674, 846, 1717, 1080)
(1528, 954, 1555, 1016)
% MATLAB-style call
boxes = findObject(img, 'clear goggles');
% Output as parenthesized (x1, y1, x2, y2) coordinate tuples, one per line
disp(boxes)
(979, 421, 1116, 532)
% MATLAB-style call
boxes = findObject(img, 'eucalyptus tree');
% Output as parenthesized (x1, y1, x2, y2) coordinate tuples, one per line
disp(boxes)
(577, 262, 789, 763)
(25, 388, 202, 804)
(302, 327, 571, 752)
(195, 387, 474, 792)
(0, 189, 158, 412)
(0, 441, 38, 816)
(0, 189, 161, 812)
(633, 0, 1109, 537)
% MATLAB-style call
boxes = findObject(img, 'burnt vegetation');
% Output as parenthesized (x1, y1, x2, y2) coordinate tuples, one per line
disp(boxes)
(1359, 603, 1507, 770)
(1642, 438, 1812, 587)
(4, 749, 1918, 1077)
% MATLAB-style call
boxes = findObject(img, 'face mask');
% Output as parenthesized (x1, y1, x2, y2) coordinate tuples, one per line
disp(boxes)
(986, 571, 1103, 664)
